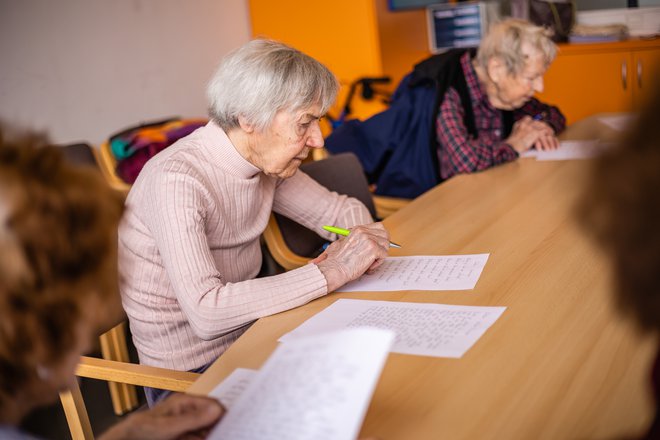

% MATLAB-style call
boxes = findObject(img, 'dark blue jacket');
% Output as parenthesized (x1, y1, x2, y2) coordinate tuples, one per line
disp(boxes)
(326, 49, 496, 199)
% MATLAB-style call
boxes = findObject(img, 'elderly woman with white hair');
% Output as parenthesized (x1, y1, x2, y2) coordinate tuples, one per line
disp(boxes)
(118, 39, 391, 405)
(436, 18, 566, 180)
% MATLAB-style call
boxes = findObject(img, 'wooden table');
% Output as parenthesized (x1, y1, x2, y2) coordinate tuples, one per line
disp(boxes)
(189, 115, 657, 439)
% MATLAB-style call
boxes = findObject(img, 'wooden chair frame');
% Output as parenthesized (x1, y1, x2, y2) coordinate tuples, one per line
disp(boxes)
(60, 356, 200, 440)
(262, 214, 310, 271)
(95, 141, 131, 194)
(98, 322, 138, 415)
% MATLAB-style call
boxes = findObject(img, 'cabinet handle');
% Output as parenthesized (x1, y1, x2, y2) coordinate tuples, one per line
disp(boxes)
(622, 60, 628, 90)
(637, 59, 643, 89)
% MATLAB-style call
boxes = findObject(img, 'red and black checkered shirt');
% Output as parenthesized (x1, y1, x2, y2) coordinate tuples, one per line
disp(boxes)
(436, 52, 566, 180)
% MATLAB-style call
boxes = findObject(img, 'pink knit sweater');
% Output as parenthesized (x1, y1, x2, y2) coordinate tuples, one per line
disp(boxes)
(118, 121, 372, 370)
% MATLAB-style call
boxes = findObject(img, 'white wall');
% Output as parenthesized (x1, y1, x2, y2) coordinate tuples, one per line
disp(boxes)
(0, 0, 251, 145)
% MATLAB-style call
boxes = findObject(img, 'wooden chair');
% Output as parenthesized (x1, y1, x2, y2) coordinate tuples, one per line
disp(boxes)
(96, 140, 131, 194)
(60, 144, 138, 415)
(59, 357, 200, 440)
(264, 153, 380, 271)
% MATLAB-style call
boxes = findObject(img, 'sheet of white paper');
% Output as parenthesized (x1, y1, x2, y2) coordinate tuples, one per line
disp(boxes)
(533, 140, 603, 161)
(208, 368, 257, 409)
(209, 328, 394, 440)
(598, 114, 636, 131)
(336, 254, 489, 292)
(280, 299, 506, 358)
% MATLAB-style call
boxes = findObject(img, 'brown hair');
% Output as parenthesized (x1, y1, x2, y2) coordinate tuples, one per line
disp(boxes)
(0, 130, 125, 403)
(579, 87, 660, 332)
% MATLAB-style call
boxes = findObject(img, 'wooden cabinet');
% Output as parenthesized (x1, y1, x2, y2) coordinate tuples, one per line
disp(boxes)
(249, 0, 660, 126)
(632, 48, 660, 109)
(248, 0, 430, 124)
(537, 39, 660, 124)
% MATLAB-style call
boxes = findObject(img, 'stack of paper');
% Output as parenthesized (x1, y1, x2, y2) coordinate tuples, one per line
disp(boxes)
(337, 254, 490, 292)
(209, 368, 257, 409)
(281, 299, 506, 359)
(521, 140, 604, 161)
(208, 328, 394, 440)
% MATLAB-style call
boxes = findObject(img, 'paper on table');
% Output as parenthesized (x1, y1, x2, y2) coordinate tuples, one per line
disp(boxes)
(336, 254, 489, 292)
(280, 299, 506, 358)
(519, 149, 538, 158)
(208, 368, 257, 409)
(598, 114, 636, 131)
(208, 328, 394, 440)
(522, 140, 603, 161)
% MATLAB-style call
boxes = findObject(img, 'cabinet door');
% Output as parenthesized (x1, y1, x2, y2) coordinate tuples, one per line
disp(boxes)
(537, 51, 633, 125)
(632, 49, 660, 110)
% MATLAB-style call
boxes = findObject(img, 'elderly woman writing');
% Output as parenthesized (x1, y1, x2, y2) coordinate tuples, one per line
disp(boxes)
(0, 137, 224, 439)
(118, 39, 390, 405)
(436, 19, 566, 180)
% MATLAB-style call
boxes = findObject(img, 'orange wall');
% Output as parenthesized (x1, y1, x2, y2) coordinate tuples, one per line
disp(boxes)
(249, 0, 383, 83)
(248, 0, 430, 123)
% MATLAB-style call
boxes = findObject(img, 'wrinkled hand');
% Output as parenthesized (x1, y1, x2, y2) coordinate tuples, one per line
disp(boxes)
(506, 116, 557, 153)
(312, 223, 390, 292)
(99, 393, 225, 440)
(533, 130, 559, 151)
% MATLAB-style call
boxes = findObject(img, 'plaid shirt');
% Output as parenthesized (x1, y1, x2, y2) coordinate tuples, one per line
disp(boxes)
(436, 52, 565, 180)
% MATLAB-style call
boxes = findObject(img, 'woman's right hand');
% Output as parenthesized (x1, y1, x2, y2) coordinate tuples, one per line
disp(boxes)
(312, 222, 390, 292)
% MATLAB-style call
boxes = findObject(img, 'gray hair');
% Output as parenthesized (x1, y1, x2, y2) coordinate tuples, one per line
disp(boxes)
(476, 19, 557, 75)
(207, 39, 339, 132)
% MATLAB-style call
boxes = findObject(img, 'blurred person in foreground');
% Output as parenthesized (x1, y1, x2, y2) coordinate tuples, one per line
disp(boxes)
(0, 133, 224, 439)
(579, 87, 660, 439)
(118, 38, 391, 405)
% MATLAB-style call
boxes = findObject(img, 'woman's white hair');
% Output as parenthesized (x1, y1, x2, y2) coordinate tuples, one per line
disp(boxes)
(207, 39, 339, 132)
(476, 19, 557, 75)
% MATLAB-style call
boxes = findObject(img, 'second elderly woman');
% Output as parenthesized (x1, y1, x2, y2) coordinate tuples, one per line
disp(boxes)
(436, 19, 567, 180)
(118, 39, 391, 405)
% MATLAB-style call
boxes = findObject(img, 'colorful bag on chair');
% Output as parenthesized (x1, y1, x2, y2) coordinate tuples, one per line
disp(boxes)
(108, 118, 207, 184)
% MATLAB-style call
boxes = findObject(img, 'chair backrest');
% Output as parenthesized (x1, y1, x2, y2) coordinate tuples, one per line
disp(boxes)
(60, 143, 99, 168)
(274, 152, 376, 259)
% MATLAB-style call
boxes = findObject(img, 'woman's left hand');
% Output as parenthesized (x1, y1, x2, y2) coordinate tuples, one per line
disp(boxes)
(99, 393, 225, 440)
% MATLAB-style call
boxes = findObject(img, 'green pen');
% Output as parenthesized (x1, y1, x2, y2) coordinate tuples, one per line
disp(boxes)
(322, 225, 402, 249)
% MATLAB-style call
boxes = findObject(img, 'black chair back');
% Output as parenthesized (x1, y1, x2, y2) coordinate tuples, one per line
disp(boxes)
(59, 142, 98, 168)
(275, 152, 376, 258)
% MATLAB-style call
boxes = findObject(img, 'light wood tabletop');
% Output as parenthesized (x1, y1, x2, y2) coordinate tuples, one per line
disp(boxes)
(188, 114, 657, 439)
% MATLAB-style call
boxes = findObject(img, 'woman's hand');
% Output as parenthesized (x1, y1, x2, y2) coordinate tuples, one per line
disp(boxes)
(99, 393, 225, 440)
(506, 116, 558, 152)
(533, 130, 559, 151)
(312, 222, 390, 292)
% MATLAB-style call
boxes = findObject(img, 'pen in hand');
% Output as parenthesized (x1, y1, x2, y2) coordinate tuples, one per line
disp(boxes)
(322, 225, 402, 249)
(533, 111, 547, 121)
